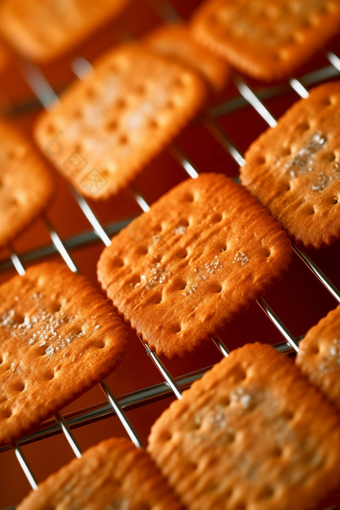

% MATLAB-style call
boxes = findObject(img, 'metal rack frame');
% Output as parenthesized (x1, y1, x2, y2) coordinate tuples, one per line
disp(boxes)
(1, 0, 340, 507)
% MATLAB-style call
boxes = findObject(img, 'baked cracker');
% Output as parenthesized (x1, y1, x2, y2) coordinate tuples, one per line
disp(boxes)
(0, 0, 131, 62)
(240, 82, 340, 249)
(144, 22, 230, 94)
(34, 43, 207, 199)
(148, 343, 340, 510)
(18, 437, 183, 509)
(297, 303, 340, 412)
(191, 0, 340, 82)
(0, 119, 53, 249)
(0, 262, 127, 446)
(97, 173, 291, 358)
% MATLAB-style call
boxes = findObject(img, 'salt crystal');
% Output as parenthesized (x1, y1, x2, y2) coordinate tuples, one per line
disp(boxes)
(310, 171, 332, 192)
(233, 251, 249, 266)
(285, 131, 326, 178)
(173, 225, 187, 235)
(45, 345, 54, 357)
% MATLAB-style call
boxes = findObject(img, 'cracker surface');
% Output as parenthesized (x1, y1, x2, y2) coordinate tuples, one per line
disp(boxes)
(35, 44, 207, 199)
(18, 437, 183, 509)
(0, 0, 131, 62)
(98, 174, 291, 358)
(241, 82, 340, 249)
(0, 119, 53, 249)
(191, 0, 340, 81)
(297, 303, 340, 412)
(148, 343, 340, 510)
(144, 22, 230, 93)
(0, 262, 127, 446)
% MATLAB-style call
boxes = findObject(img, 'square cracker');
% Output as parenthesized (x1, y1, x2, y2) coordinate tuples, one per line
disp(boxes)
(148, 343, 340, 510)
(97, 173, 291, 358)
(0, 119, 53, 249)
(18, 437, 183, 510)
(191, 0, 340, 82)
(0, 262, 127, 446)
(0, 0, 131, 62)
(297, 303, 340, 412)
(143, 23, 230, 94)
(34, 43, 207, 199)
(240, 82, 340, 249)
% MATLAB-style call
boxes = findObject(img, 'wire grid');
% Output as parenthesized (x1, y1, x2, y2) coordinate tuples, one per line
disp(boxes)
(0, 0, 340, 507)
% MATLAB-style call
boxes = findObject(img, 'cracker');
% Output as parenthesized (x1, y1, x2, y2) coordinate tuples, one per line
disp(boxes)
(240, 82, 340, 249)
(0, 0, 131, 62)
(0, 262, 127, 446)
(18, 437, 183, 510)
(97, 173, 291, 358)
(0, 119, 53, 249)
(144, 23, 230, 94)
(34, 43, 207, 199)
(191, 0, 340, 82)
(148, 343, 340, 510)
(297, 303, 340, 412)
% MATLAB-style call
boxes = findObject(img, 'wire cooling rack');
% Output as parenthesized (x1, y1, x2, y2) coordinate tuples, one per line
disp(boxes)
(1, 1, 340, 508)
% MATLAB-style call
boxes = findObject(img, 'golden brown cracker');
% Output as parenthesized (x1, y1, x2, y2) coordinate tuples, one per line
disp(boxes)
(144, 22, 230, 93)
(97, 173, 291, 358)
(148, 343, 340, 510)
(0, 262, 127, 446)
(0, 119, 53, 249)
(34, 43, 208, 199)
(0, 0, 131, 62)
(240, 82, 340, 249)
(18, 437, 184, 510)
(191, 0, 340, 82)
(297, 304, 340, 412)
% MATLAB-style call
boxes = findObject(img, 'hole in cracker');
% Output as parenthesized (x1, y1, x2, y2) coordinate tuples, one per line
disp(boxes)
(135, 84, 146, 95)
(149, 119, 159, 130)
(73, 108, 82, 120)
(14, 382, 25, 392)
(116, 98, 127, 110)
(46, 123, 56, 135)
(234, 503, 246, 510)
(272, 446, 282, 457)
(177, 279, 187, 291)
(213, 284, 223, 294)
(96, 340, 106, 349)
(321, 97, 332, 106)
(111, 257, 125, 269)
(285, 183, 291, 191)
(210, 213, 223, 224)
(311, 345, 320, 355)
(171, 324, 182, 334)
(327, 152, 336, 162)
(187, 461, 198, 471)
(254, 155, 266, 165)
(9, 198, 19, 206)
(220, 244, 227, 252)
(282, 410, 294, 421)
(166, 99, 175, 110)
(136, 245, 148, 255)
(85, 88, 96, 99)
(281, 146, 291, 157)
(310, 207, 316, 215)
(2, 408, 12, 419)
(333, 197, 339, 205)
(298, 122, 310, 132)
(176, 248, 188, 259)
(45, 371, 55, 381)
(118, 134, 129, 146)
(260, 485, 275, 499)
(106, 120, 118, 131)
(184, 194, 194, 203)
